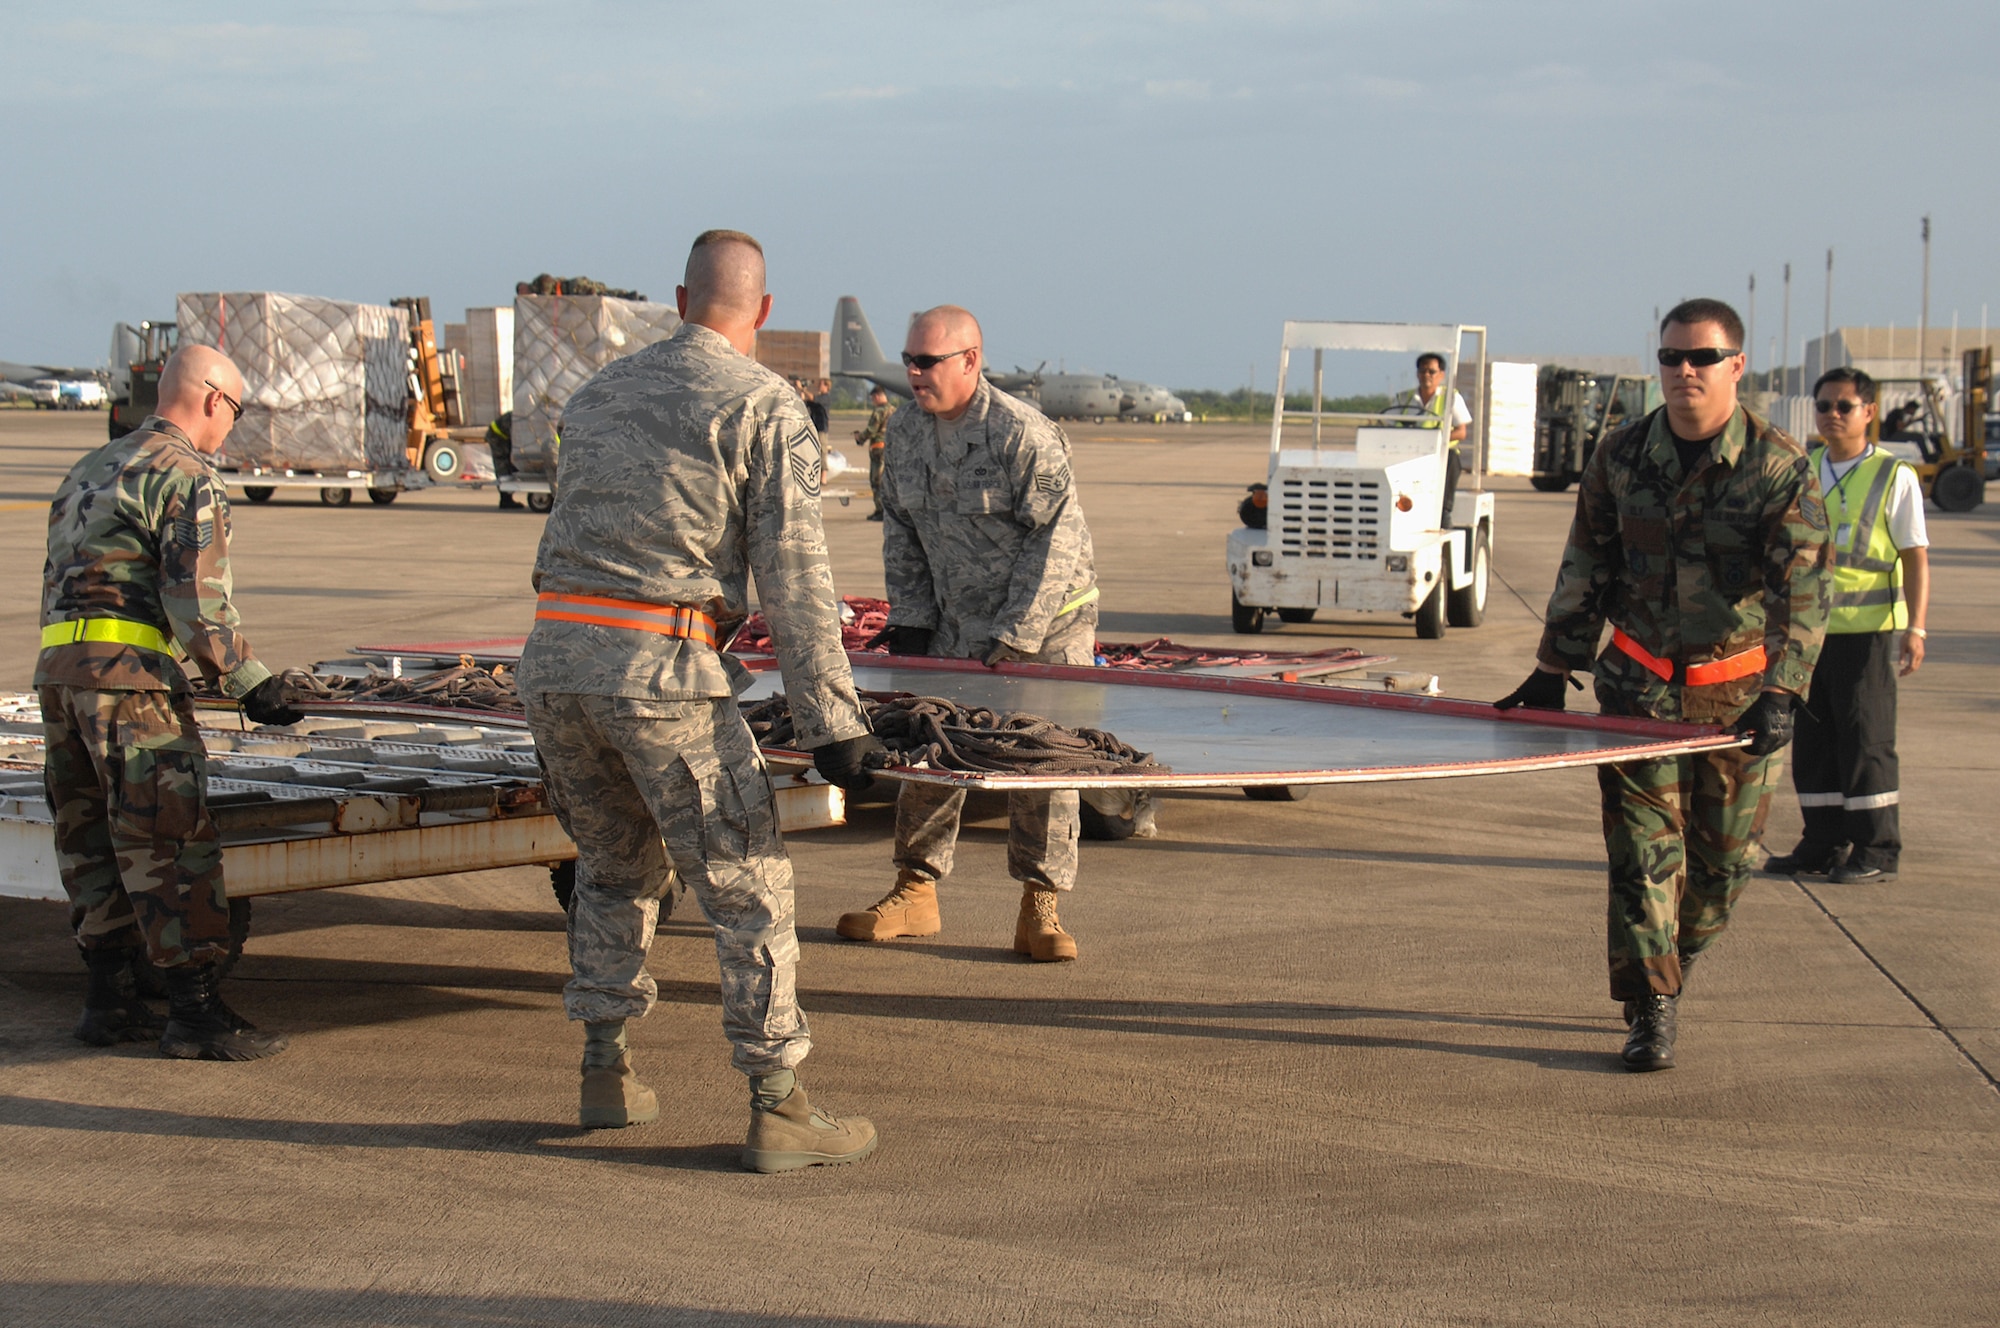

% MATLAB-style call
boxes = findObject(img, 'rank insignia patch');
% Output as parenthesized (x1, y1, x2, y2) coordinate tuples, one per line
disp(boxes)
(789, 427, 824, 498)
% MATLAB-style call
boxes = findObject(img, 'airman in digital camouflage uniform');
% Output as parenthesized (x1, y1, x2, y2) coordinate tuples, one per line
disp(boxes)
(38, 344, 302, 1061)
(840, 305, 1100, 962)
(1497, 298, 1831, 1071)
(516, 229, 884, 1173)
(856, 385, 893, 520)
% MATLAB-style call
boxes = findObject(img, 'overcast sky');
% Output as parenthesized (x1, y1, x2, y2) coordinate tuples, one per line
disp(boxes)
(7, 1, 1997, 392)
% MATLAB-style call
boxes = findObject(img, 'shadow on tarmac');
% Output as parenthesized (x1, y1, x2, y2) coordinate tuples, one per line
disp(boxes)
(1118, 834, 1604, 875)
(0, 1095, 748, 1171)
(5, 1284, 942, 1328)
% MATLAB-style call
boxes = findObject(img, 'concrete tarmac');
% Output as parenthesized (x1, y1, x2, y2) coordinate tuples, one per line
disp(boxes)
(1, 408, 1995, 1326)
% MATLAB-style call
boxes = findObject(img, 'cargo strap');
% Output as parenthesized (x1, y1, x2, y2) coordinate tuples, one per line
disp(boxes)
(534, 592, 718, 646)
(40, 618, 175, 656)
(1056, 587, 1101, 618)
(1611, 627, 1766, 687)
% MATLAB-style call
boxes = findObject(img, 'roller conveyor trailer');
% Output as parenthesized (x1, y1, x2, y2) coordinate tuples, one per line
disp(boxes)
(0, 696, 842, 908)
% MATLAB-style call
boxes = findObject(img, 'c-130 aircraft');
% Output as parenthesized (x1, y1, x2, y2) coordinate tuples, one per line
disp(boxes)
(832, 297, 1190, 423)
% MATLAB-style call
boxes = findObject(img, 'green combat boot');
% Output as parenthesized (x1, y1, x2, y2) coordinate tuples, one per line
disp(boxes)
(579, 1020, 657, 1128)
(158, 964, 288, 1061)
(74, 947, 166, 1047)
(742, 1072, 878, 1173)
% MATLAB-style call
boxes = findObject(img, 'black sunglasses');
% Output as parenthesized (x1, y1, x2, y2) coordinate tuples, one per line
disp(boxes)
(901, 348, 973, 371)
(1656, 347, 1741, 369)
(1814, 398, 1866, 416)
(203, 379, 244, 422)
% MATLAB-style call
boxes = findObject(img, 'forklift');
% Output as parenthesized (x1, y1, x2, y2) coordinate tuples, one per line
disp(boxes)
(1529, 366, 1657, 493)
(388, 296, 486, 490)
(106, 320, 179, 441)
(1866, 346, 1991, 513)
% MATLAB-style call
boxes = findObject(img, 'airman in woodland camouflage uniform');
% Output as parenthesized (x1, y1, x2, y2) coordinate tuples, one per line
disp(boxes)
(1498, 298, 1831, 1071)
(857, 385, 893, 520)
(516, 229, 882, 1172)
(38, 344, 301, 1061)
(840, 305, 1101, 962)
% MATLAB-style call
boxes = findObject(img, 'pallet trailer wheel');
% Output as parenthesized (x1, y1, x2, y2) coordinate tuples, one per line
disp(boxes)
(527, 491, 554, 514)
(320, 487, 352, 507)
(243, 486, 275, 503)
(367, 488, 398, 505)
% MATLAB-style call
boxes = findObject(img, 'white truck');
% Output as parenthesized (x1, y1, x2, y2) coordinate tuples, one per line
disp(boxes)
(1227, 321, 1495, 639)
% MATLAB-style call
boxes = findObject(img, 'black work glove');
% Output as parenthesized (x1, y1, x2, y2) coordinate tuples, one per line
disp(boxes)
(813, 733, 887, 792)
(240, 676, 304, 727)
(1730, 692, 1795, 757)
(1494, 667, 1581, 712)
(863, 625, 933, 656)
(983, 640, 1028, 668)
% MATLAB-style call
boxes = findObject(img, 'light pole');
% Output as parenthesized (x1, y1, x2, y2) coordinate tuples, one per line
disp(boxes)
(1919, 215, 1932, 382)
(1781, 262, 1792, 395)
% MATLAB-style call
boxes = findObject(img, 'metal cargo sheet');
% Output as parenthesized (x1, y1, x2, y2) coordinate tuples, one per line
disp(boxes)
(744, 656, 1744, 790)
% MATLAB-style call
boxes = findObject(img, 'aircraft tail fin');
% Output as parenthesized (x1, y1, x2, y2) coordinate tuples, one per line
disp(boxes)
(834, 296, 893, 378)
(831, 296, 912, 398)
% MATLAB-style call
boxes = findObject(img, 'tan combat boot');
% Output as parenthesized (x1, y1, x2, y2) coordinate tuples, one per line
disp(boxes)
(579, 1052, 659, 1129)
(1014, 887, 1078, 962)
(742, 1082, 879, 1173)
(835, 873, 941, 941)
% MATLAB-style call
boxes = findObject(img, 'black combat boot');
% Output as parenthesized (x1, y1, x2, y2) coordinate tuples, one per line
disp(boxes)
(1623, 952, 1698, 1027)
(74, 947, 166, 1047)
(159, 963, 289, 1061)
(1621, 994, 1678, 1072)
(498, 492, 523, 510)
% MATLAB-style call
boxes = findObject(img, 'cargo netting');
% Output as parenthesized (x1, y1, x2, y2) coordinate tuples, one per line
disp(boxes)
(511, 295, 682, 475)
(176, 292, 410, 472)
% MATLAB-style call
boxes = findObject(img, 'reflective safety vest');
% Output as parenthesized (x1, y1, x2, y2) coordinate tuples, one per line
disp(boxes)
(1813, 445, 1908, 634)
(1389, 388, 1462, 450)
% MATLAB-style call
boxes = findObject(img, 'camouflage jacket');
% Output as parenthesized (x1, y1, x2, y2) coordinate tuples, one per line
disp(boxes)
(879, 377, 1097, 659)
(857, 403, 892, 449)
(35, 417, 270, 697)
(1537, 405, 1831, 724)
(515, 322, 867, 750)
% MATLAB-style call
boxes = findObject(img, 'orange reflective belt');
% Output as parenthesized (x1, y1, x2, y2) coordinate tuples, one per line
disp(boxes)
(1611, 627, 1766, 686)
(534, 593, 717, 647)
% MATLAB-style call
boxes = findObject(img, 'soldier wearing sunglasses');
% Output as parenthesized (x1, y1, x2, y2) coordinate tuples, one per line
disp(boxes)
(37, 344, 302, 1063)
(846, 304, 1101, 962)
(1497, 298, 1831, 1072)
(1764, 368, 1928, 884)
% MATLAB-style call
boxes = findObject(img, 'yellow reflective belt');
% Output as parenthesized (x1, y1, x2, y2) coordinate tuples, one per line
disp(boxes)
(1056, 587, 1101, 617)
(40, 618, 175, 655)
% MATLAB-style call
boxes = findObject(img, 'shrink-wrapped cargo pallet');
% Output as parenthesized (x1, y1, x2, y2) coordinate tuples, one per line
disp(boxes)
(177, 292, 410, 472)
(511, 295, 681, 474)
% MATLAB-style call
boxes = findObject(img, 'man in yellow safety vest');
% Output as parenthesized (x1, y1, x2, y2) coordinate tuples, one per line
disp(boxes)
(1389, 353, 1472, 524)
(1764, 367, 1929, 884)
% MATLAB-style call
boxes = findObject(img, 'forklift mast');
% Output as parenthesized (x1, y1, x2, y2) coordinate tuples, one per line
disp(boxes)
(390, 296, 466, 465)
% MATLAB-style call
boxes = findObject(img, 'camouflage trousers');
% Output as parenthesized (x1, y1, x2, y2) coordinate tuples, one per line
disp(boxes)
(1598, 743, 1781, 1000)
(524, 690, 808, 1076)
(895, 603, 1095, 892)
(38, 685, 229, 969)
